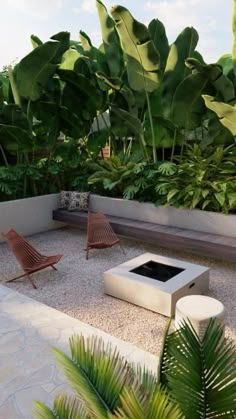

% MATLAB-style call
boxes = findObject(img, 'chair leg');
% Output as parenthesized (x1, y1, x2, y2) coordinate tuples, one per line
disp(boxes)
(119, 243, 126, 255)
(5, 272, 28, 283)
(27, 274, 37, 289)
(5, 271, 37, 289)
(86, 247, 89, 260)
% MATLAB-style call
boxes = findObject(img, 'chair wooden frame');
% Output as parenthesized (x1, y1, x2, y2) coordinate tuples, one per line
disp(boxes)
(2, 229, 63, 289)
(85, 212, 125, 260)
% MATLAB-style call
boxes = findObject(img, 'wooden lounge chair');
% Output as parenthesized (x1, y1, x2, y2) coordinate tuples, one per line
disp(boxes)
(85, 212, 125, 259)
(2, 229, 63, 289)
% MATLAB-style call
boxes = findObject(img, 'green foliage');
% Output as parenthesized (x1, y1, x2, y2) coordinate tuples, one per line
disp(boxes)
(34, 320, 236, 418)
(161, 27, 199, 119)
(0, 1, 236, 215)
(155, 145, 236, 213)
(203, 95, 236, 135)
(96, 0, 123, 78)
(161, 320, 236, 418)
(16, 32, 70, 101)
(88, 153, 147, 197)
(34, 335, 182, 419)
(110, 5, 161, 93)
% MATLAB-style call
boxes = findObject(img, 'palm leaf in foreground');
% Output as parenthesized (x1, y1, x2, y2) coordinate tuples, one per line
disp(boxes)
(35, 395, 88, 419)
(53, 335, 131, 418)
(161, 319, 236, 418)
(114, 385, 183, 419)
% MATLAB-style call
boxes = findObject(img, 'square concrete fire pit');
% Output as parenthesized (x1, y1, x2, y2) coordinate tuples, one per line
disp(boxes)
(104, 253, 209, 317)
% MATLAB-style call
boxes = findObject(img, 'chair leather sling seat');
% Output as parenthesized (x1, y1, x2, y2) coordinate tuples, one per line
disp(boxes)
(2, 229, 63, 289)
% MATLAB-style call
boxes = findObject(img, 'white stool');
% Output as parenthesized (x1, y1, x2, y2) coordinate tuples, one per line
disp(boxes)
(175, 295, 225, 338)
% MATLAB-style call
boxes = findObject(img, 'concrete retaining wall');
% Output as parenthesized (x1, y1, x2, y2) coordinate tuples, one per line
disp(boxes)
(1, 193, 235, 243)
(0, 194, 62, 243)
(89, 195, 236, 238)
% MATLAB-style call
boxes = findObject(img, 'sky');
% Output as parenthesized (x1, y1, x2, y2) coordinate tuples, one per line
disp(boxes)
(0, 0, 233, 70)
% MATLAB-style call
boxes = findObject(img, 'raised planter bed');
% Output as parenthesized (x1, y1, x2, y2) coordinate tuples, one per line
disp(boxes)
(89, 195, 236, 239)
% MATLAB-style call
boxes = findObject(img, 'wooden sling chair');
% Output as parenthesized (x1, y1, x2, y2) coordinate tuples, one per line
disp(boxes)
(2, 229, 63, 289)
(85, 212, 125, 260)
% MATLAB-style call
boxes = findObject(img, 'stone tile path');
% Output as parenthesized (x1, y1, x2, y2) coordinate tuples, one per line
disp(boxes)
(0, 285, 158, 419)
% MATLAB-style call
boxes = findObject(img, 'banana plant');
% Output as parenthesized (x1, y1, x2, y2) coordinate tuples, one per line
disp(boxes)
(203, 95, 236, 135)
(233, 0, 236, 75)
(110, 5, 161, 162)
(15, 32, 70, 101)
(96, 0, 123, 78)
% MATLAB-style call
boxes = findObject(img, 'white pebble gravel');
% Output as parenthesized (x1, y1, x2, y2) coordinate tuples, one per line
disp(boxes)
(0, 227, 235, 355)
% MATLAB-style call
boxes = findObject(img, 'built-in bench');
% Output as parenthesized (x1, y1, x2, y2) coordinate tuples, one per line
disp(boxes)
(52, 209, 236, 262)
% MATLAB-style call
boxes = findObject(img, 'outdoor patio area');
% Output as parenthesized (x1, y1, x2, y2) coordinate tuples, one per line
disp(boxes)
(1, 226, 235, 354)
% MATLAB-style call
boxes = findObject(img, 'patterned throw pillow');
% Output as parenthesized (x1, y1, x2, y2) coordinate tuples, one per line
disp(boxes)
(58, 191, 72, 209)
(68, 192, 90, 211)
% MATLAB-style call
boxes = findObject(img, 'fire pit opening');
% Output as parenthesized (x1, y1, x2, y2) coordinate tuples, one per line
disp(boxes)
(130, 260, 185, 282)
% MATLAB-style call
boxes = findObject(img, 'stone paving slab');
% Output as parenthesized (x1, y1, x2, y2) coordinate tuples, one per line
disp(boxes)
(0, 285, 158, 419)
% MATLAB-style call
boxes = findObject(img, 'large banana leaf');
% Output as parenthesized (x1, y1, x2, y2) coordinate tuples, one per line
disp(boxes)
(87, 127, 109, 155)
(110, 6, 160, 92)
(0, 74, 10, 104)
(110, 106, 147, 158)
(96, 0, 123, 77)
(208, 113, 234, 145)
(161, 27, 199, 119)
(144, 114, 178, 149)
(58, 69, 104, 121)
(60, 49, 80, 70)
(148, 19, 169, 74)
(30, 35, 43, 49)
(0, 104, 29, 131)
(192, 60, 235, 103)
(160, 319, 236, 418)
(203, 95, 236, 135)
(217, 54, 233, 76)
(16, 32, 70, 101)
(172, 72, 207, 129)
(0, 125, 33, 152)
(172, 59, 235, 129)
(232, 0, 236, 75)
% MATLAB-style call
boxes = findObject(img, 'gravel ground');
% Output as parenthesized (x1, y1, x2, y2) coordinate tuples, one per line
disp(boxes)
(0, 226, 235, 355)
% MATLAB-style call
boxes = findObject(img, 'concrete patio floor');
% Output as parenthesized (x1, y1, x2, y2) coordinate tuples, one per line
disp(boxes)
(0, 285, 158, 418)
(1, 226, 236, 355)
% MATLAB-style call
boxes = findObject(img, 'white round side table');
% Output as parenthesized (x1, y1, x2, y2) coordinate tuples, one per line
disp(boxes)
(175, 295, 225, 338)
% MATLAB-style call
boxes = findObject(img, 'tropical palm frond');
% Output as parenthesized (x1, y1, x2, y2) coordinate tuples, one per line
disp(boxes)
(160, 319, 236, 418)
(113, 385, 183, 419)
(113, 386, 145, 419)
(34, 401, 56, 419)
(53, 335, 131, 418)
(133, 364, 157, 396)
(34, 395, 88, 419)
(146, 386, 184, 419)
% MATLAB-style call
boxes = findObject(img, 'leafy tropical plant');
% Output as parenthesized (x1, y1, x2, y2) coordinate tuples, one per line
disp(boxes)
(88, 152, 147, 197)
(34, 319, 236, 418)
(154, 145, 236, 213)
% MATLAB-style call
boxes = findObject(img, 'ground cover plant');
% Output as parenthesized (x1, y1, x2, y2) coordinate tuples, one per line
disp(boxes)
(34, 320, 236, 418)
(0, 0, 235, 212)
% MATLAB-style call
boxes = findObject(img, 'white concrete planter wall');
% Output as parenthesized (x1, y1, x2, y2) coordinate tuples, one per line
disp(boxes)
(0, 194, 62, 243)
(89, 195, 236, 238)
(0, 193, 235, 244)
